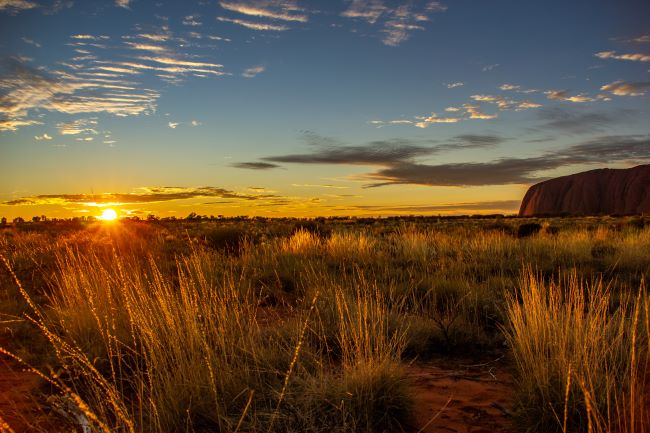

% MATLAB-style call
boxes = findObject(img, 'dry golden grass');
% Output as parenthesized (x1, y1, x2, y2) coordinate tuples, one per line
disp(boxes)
(0, 217, 648, 432)
(505, 271, 649, 433)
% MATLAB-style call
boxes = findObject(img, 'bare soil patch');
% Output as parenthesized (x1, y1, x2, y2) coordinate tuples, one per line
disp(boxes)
(409, 356, 514, 433)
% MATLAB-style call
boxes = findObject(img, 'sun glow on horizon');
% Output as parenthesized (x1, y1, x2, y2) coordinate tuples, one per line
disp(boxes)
(100, 208, 118, 221)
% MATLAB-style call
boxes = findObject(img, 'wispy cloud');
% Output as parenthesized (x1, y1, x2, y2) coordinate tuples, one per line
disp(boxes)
(165, 119, 201, 129)
(437, 134, 505, 150)
(0, 0, 38, 13)
(341, 0, 387, 23)
(115, 0, 130, 9)
(414, 113, 462, 127)
(0, 57, 159, 131)
(499, 84, 519, 91)
(535, 107, 637, 135)
(482, 63, 499, 72)
(374, 99, 515, 129)
(57, 118, 98, 135)
(183, 15, 202, 26)
(600, 80, 650, 96)
(0, 118, 42, 131)
(263, 137, 438, 166)
(217, 16, 289, 31)
(21, 37, 41, 48)
(463, 103, 497, 119)
(292, 183, 349, 189)
(471, 94, 541, 111)
(34, 133, 52, 140)
(258, 133, 501, 168)
(595, 51, 650, 62)
(544, 90, 594, 103)
(71, 34, 110, 41)
(136, 33, 170, 42)
(446, 82, 463, 88)
(220, 0, 307, 22)
(498, 83, 538, 94)
(351, 200, 521, 213)
(341, 0, 447, 46)
(242, 65, 265, 78)
(124, 41, 168, 53)
(1, 25, 231, 132)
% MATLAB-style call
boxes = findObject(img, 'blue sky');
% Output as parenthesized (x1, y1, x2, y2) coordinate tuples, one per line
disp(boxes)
(1, 0, 649, 218)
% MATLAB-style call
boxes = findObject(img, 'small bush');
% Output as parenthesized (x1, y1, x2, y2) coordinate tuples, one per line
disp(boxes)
(205, 226, 247, 254)
(517, 222, 542, 238)
(292, 220, 331, 238)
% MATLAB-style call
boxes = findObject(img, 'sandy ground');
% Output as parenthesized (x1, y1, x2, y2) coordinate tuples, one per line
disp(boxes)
(409, 356, 515, 433)
(1, 343, 515, 433)
(0, 359, 51, 432)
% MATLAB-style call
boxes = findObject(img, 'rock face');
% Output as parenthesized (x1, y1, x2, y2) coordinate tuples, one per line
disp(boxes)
(519, 165, 650, 216)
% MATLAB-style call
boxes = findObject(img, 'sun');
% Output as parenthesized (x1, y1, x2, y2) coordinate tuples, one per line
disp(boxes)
(100, 208, 118, 221)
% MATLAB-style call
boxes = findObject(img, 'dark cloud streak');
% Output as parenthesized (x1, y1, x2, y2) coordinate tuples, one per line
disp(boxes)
(231, 162, 282, 170)
(4, 186, 279, 206)
(364, 135, 650, 187)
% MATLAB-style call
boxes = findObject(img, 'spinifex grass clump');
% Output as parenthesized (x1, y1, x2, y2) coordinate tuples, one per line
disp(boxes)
(505, 271, 649, 433)
(3, 240, 412, 432)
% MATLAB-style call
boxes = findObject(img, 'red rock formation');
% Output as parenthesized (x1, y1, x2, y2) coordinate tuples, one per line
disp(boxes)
(519, 165, 650, 216)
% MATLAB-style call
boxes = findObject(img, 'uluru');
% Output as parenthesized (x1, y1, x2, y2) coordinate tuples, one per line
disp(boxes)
(519, 165, 650, 217)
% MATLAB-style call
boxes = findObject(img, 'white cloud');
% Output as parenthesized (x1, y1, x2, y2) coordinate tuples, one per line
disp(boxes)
(116, 0, 130, 9)
(71, 34, 110, 40)
(499, 84, 519, 91)
(217, 16, 289, 31)
(219, 1, 307, 22)
(471, 94, 541, 110)
(463, 103, 497, 119)
(124, 42, 168, 53)
(600, 80, 650, 96)
(191, 120, 201, 126)
(34, 133, 52, 140)
(368, 119, 413, 128)
(544, 90, 594, 103)
(482, 63, 499, 72)
(446, 82, 463, 88)
(136, 33, 170, 42)
(242, 65, 265, 78)
(415, 112, 461, 128)
(168, 121, 179, 129)
(0, 0, 38, 13)
(595, 51, 650, 62)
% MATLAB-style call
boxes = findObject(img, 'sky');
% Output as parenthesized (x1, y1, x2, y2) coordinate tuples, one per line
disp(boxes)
(1, 0, 649, 219)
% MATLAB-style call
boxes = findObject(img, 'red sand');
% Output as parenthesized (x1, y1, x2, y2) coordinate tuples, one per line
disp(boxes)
(1, 339, 515, 433)
(409, 357, 514, 433)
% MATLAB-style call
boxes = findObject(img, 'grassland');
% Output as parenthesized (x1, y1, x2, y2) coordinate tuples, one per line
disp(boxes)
(0, 216, 648, 432)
